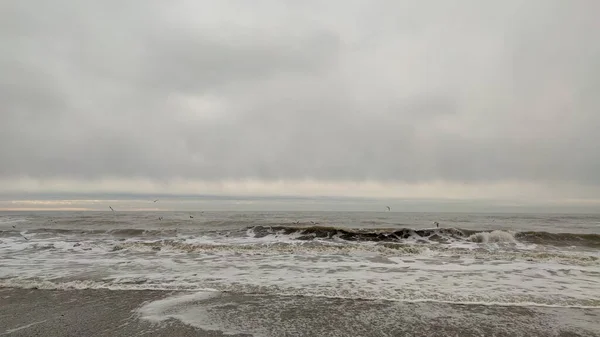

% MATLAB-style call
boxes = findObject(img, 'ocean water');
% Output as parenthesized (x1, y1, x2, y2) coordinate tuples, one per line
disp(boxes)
(1, 211, 599, 336)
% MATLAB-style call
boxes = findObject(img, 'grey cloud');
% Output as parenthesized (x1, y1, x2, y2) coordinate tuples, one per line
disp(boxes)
(1, 1, 600, 190)
(141, 32, 340, 94)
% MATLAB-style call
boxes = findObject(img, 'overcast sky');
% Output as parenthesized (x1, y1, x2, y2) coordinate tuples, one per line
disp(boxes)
(1, 1, 599, 210)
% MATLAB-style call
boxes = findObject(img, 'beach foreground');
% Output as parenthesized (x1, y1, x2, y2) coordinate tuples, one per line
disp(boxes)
(1, 288, 598, 337)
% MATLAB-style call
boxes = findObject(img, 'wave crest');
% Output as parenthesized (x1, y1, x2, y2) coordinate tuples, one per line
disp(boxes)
(247, 225, 600, 248)
(468, 231, 516, 243)
(249, 225, 469, 242)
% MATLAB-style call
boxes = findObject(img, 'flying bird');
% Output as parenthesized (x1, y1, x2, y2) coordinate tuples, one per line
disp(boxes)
(12, 225, 16, 229)
(153, 199, 159, 203)
(190, 215, 194, 219)
(109, 206, 115, 212)
(434, 221, 440, 228)
(386, 206, 391, 211)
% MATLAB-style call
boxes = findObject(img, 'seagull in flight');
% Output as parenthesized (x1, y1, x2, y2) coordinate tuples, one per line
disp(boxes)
(109, 206, 115, 212)
(386, 206, 391, 211)
(189, 215, 194, 219)
(153, 199, 159, 203)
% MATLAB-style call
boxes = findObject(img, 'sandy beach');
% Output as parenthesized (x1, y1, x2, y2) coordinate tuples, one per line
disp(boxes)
(1, 288, 599, 337)
(0, 289, 231, 337)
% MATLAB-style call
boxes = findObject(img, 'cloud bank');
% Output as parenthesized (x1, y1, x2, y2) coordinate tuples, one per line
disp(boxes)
(1, 1, 599, 204)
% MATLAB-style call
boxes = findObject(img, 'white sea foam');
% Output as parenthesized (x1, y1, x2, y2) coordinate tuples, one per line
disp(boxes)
(137, 291, 220, 321)
(468, 230, 517, 243)
(2, 236, 599, 308)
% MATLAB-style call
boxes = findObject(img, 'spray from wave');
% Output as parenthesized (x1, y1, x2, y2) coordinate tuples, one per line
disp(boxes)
(468, 230, 516, 243)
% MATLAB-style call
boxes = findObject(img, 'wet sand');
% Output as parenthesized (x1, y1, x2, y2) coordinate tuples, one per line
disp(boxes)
(1, 288, 599, 337)
(0, 289, 236, 337)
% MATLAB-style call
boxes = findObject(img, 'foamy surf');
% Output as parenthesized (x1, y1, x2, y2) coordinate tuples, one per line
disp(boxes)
(467, 230, 517, 243)
(1, 211, 599, 318)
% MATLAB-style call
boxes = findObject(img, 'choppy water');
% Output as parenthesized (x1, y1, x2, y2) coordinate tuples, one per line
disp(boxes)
(1, 211, 599, 310)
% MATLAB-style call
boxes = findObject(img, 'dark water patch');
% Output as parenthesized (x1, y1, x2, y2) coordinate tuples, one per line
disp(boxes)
(0, 230, 23, 238)
(26, 228, 105, 235)
(107, 228, 178, 237)
(515, 231, 600, 248)
(14, 228, 179, 238)
(250, 225, 471, 242)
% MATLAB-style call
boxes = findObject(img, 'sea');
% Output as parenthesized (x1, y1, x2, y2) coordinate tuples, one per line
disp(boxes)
(1, 211, 599, 336)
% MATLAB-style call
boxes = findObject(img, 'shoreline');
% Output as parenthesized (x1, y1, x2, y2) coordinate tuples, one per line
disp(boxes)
(0, 288, 235, 337)
(1, 288, 599, 337)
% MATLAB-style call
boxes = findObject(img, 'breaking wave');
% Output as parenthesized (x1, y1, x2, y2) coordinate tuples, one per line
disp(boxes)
(468, 230, 516, 243)
(249, 225, 471, 242)
(4, 224, 599, 250)
(247, 225, 600, 248)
